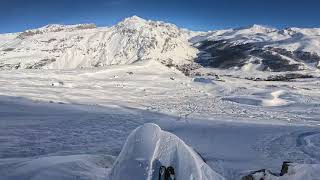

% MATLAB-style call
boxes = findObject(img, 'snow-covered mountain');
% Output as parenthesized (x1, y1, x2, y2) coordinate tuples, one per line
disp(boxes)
(1, 16, 320, 73)
(0, 16, 197, 70)
(192, 25, 320, 72)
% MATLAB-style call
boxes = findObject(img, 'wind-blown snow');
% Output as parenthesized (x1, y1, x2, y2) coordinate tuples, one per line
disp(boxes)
(109, 123, 225, 180)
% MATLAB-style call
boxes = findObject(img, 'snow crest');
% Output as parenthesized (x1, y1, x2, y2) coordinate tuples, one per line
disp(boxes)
(109, 123, 225, 180)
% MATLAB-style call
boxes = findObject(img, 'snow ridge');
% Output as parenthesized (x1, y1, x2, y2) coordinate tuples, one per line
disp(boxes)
(1, 16, 320, 72)
(109, 123, 225, 180)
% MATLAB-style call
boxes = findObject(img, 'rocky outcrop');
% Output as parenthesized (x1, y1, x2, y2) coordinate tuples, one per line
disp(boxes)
(194, 40, 320, 72)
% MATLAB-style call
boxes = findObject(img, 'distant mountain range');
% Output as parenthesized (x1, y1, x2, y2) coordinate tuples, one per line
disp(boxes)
(1, 16, 320, 74)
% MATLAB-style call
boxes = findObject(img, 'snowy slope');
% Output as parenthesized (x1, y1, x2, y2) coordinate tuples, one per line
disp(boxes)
(0, 59, 319, 180)
(0, 94, 319, 180)
(0, 16, 197, 70)
(191, 25, 320, 54)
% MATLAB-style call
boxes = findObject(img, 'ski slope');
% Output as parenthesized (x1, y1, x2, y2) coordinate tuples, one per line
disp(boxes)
(0, 59, 319, 179)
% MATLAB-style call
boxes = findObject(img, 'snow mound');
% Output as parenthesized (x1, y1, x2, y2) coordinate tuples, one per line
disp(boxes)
(109, 123, 225, 180)
(224, 90, 290, 107)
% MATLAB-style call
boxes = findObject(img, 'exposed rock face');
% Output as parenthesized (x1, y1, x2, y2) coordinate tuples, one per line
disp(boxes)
(246, 73, 315, 81)
(0, 63, 21, 70)
(25, 58, 56, 69)
(280, 161, 292, 176)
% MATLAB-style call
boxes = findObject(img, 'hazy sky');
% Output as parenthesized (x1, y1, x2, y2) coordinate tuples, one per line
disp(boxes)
(1, 0, 320, 33)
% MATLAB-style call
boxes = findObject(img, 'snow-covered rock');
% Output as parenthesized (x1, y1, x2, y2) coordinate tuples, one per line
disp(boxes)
(109, 123, 225, 180)
(242, 163, 320, 180)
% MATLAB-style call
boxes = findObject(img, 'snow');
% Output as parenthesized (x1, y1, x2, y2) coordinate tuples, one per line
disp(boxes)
(109, 123, 225, 180)
(0, 16, 320, 180)
(192, 24, 320, 57)
(1, 155, 114, 180)
(2, 16, 320, 72)
(224, 90, 290, 107)
(0, 59, 319, 179)
(0, 16, 197, 70)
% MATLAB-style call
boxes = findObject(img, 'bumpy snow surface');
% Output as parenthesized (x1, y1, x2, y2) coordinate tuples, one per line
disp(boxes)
(110, 123, 225, 180)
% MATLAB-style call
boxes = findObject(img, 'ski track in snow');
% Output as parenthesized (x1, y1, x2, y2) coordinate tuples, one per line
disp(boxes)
(0, 60, 319, 179)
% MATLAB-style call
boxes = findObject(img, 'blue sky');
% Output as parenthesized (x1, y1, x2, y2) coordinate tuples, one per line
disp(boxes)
(1, 0, 320, 33)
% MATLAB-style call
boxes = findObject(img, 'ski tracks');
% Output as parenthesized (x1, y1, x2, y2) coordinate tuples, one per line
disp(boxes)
(255, 130, 320, 164)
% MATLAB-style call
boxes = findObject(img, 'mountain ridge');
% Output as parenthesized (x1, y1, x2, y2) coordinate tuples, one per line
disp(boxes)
(1, 16, 320, 74)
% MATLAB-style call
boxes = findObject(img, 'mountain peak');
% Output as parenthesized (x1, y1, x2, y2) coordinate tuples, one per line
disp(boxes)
(124, 15, 146, 22)
(116, 16, 149, 30)
(233, 24, 277, 34)
(121, 16, 147, 25)
(41, 23, 96, 30)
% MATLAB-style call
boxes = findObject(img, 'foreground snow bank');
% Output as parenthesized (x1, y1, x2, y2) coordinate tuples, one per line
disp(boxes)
(1, 154, 114, 180)
(109, 123, 225, 180)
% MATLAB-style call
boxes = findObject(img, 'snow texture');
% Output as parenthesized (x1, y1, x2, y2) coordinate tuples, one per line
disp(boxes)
(109, 123, 225, 180)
